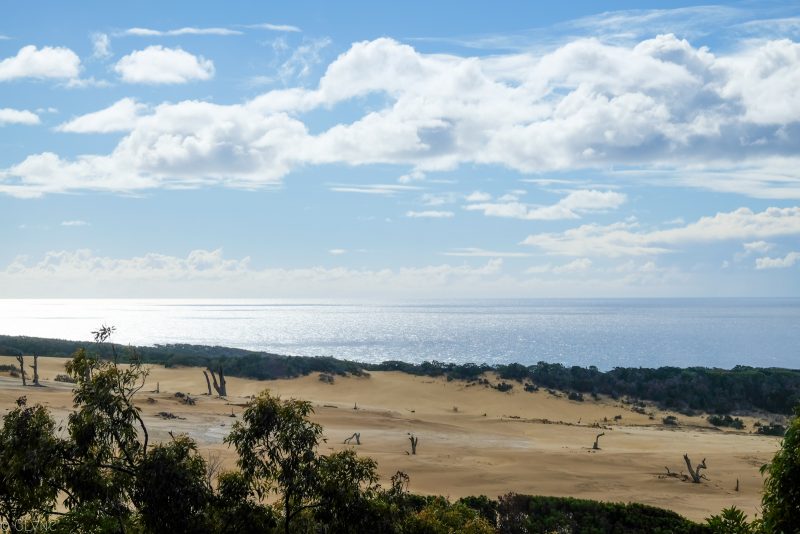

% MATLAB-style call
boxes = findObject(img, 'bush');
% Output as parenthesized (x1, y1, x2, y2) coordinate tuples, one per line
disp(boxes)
(568, 391, 585, 402)
(663, 415, 679, 426)
(54, 374, 76, 384)
(496, 493, 707, 533)
(707, 414, 745, 429)
(757, 423, 786, 436)
(493, 382, 513, 392)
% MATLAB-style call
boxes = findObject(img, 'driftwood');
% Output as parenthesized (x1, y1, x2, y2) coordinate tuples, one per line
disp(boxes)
(683, 454, 708, 483)
(593, 432, 605, 450)
(344, 432, 361, 445)
(409, 434, 419, 455)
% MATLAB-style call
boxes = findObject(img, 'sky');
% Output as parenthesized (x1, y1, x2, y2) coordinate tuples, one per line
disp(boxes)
(1, 0, 799, 298)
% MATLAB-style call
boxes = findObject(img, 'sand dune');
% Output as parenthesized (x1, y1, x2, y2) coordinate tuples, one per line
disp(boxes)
(0, 356, 782, 522)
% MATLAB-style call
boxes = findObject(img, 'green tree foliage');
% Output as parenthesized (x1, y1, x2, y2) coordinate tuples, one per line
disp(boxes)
(0, 397, 62, 533)
(225, 391, 323, 534)
(133, 436, 211, 533)
(403, 497, 496, 533)
(206, 471, 278, 534)
(706, 506, 760, 534)
(760, 407, 800, 533)
(495, 494, 707, 534)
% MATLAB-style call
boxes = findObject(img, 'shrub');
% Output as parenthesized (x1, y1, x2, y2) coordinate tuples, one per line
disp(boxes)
(757, 423, 786, 436)
(663, 415, 679, 426)
(568, 391, 584, 402)
(707, 414, 745, 430)
(54, 374, 76, 384)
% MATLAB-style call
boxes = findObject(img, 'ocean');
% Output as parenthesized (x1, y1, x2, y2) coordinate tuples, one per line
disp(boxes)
(0, 298, 798, 370)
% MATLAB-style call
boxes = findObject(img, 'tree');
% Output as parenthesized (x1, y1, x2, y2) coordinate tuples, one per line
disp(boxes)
(313, 449, 381, 532)
(225, 391, 323, 534)
(761, 406, 800, 533)
(0, 397, 62, 533)
(133, 435, 211, 533)
(206, 471, 278, 534)
(60, 326, 150, 529)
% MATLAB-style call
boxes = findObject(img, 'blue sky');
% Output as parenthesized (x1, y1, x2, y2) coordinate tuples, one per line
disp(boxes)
(1, 0, 799, 298)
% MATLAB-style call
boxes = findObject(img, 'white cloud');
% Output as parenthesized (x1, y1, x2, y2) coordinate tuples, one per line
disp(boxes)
(0, 108, 40, 126)
(0, 249, 506, 298)
(444, 248, 530, 258)
(553, 258, 592, 273)
(91, 33, 112, 59)
(248, 23, 301, 33)
(5, 35, 800, 197)
(57, 98, 148, 133)
(123, 27, 241, 36)
(465, 191, 492, 202)
(278, 38, 331, 81)
(0, 45, 80, 82)
(743, 240, 774, 254)
(61, 220, 89, 227)
(114, 46, 214, 84)
(755, 251, 800, 269)
(329, 184, 421, 195)
(522, 206, 800, 257)
(465, 189, 626, 220)
(405, 210, 454, 218)
(328, 248, 347, 255)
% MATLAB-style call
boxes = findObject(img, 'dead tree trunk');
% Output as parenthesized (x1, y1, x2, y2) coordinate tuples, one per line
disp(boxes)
(683, 454, 707, 483)
(409, 434, 418, 455)
(202, 371, 212, 395)
(15, 355, 26, 386)
(344, 432, 361, 445)
(29, 354, 41, 386)
(207, 366, 227, 397)
(593, 432, 605, 450)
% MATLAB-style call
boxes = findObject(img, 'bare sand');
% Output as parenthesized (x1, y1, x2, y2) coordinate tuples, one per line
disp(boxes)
(0, 356, 783, 522)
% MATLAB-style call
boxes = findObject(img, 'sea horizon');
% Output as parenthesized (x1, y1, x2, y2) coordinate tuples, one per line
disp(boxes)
(2, 297, 798, 371)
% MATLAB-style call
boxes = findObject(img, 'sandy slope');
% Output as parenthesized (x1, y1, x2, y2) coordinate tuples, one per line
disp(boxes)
(0, 356, 783, 522)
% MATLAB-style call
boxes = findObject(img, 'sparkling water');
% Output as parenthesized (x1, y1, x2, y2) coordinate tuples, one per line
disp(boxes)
(0, 298, 798, 370)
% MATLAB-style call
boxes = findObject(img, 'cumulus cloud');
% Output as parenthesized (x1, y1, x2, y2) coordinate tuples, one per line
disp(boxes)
(465, 189, 626, 220)
(755, 251, 800, 269)
(522, 206, 800, 257)
(114, 46, 214, 84)
(91, 33, 112, 59)
(0, 108, 40, 126)
(123, 27, 241, 36)
(57, 98, 148, 133)
(4, 34, 800, 196)
(405, 210, 454, 218)
(0, 45, 80, 82)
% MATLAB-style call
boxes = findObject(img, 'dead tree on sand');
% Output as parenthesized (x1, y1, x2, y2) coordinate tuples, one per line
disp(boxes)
(683, 453, 708, 483)
(15, 354, 26, 386)
(408, 434, 419, 455)
(28, 354, 41, 386)
(344, 432, 361, 445)
(202, 371, 213, 395)
(206, 366, 227, 397)
(593, 432, 605, 450)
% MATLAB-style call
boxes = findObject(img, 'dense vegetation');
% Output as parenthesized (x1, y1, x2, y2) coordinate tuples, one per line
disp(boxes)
(370, 360, 800, 415)
(3, 334, 800, 414)
(0, 332, 798, 532)
(0, 334, 365, 380)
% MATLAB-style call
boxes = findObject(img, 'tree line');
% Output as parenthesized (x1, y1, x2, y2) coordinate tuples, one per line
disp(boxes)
(3, 334, 800, 415)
